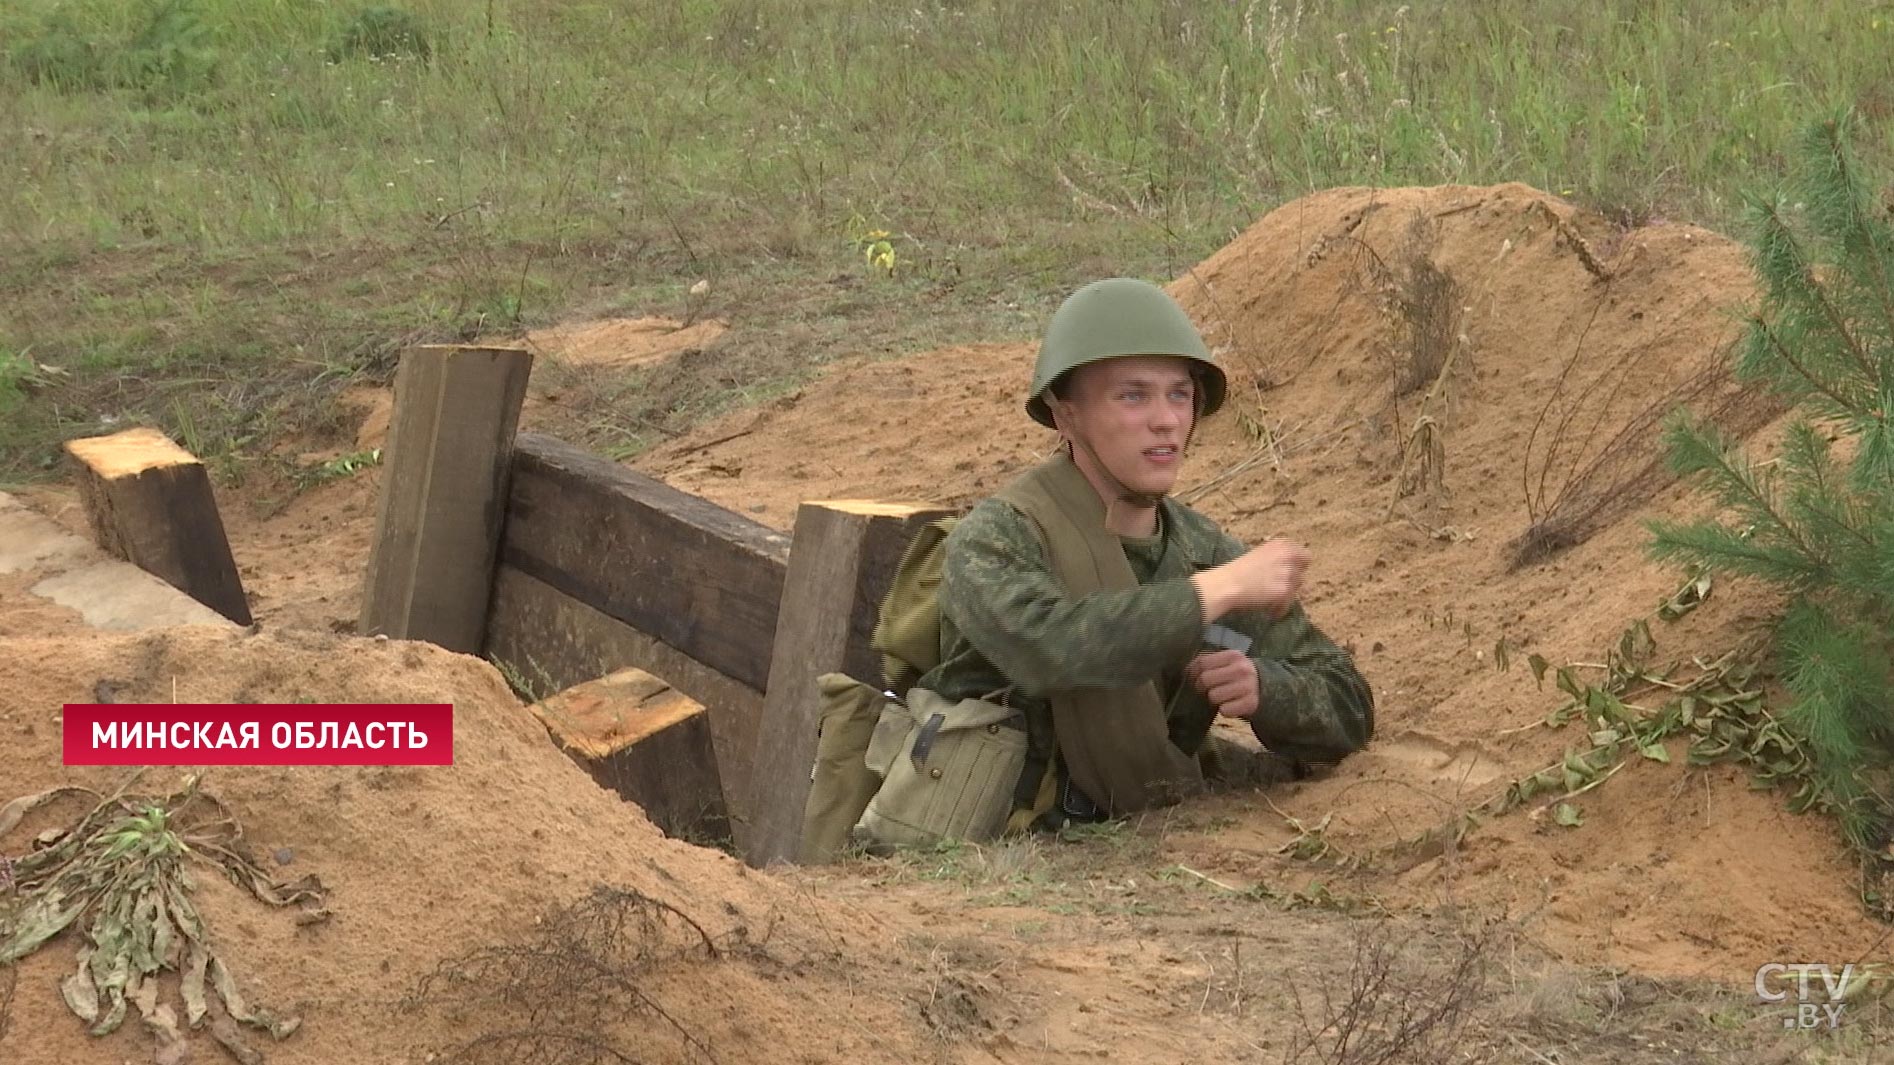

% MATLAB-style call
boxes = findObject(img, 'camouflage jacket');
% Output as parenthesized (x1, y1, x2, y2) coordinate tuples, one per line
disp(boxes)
(913, 493, 1374, 784)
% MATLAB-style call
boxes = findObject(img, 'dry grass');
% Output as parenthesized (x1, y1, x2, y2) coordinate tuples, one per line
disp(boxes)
(1511, 338, 1784, 567)
(1283, 917, 1491, 1065)
(1341, 210, 1473, 520)
(403, 885, 729, 1065)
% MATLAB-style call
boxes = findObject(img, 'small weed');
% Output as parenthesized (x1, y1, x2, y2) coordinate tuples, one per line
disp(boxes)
(489, 653, 560, 706)
(325, 6, 431, 63)
(10, 1, 218, 97)
(1054, 820, 1132, 847)
(1271, 807, 1346, 864)
(9, 12, 106, 90)
(845, 215, 898, 278)
(0, 351, 56, 417)
(294, 447, 381, 491)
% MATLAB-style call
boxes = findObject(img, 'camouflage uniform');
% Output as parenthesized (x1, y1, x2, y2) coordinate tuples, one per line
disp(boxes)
(914, 492, 1373, 824)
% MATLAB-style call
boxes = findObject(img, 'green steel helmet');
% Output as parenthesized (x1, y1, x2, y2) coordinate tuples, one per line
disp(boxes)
(1025, 277, 1227, 428)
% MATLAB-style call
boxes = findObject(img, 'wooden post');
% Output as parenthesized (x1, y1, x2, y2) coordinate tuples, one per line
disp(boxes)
(528, 668, 729, 843)
(64, 427, 252, 625)
(740, 500, 950, 868)
(360, 344, 532, 653)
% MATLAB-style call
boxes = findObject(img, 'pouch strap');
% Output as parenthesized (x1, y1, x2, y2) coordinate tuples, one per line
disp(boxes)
(910, 712, 947, 769)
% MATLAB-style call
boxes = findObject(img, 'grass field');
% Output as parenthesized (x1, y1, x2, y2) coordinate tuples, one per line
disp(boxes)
(4, 0, 1892, 483)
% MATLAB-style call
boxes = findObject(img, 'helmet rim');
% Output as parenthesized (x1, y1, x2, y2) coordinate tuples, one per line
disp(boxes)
(1026, 278, 1227, 428)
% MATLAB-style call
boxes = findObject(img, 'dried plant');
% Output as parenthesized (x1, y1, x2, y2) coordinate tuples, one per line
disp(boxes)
(0, 773, 327, 1064)
(405, 885, 726, 1065)
(1285, 919, 1490, 1065)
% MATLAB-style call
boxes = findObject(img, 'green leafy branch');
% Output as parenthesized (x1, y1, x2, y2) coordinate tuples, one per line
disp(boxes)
(1293, 566, 1889, 917)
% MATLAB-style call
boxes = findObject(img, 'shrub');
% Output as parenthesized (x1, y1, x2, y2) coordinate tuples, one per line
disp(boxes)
(1648, 111, 1894, 853)
(325, 6, 432, 63)
(8, 1, 217, 97)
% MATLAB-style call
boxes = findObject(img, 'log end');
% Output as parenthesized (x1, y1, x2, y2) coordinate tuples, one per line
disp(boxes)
(803, 500, 942, 518)
(530, 667, 708, 760)
(64, 427, 200, 480)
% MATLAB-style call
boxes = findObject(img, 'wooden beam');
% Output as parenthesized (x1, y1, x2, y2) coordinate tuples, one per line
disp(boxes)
(483, 564, 764, 833)
(741, 500, 950, 868)
(64, 427, 252, 625)
(500, 432, 792, 693)
(359, 344, 532, 653)
(529, 668, 728, 842)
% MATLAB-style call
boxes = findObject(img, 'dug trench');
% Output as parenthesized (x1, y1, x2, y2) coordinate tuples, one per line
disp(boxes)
(2, 182, 1888, 1064)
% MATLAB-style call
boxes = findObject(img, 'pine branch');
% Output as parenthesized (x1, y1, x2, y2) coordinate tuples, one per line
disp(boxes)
(1785, 493, 1872, 577)
(1650, 116, 1894, 862)
(1866, 506, 1894, 612)
(1802, 116, 1894, 372)
(1779, 419, 1839, 496)
(1851, 418, 1894, 494)
(1779, 420, 1877, 564)
(1757, 194, 1878, 394)
(1754, 317, 1871, 421)
(1660, 411, 1821, 559)
(1753, 218, 1881, 412)
(1646, 519, 1829, 587)
(1779, 599, 1891, 763)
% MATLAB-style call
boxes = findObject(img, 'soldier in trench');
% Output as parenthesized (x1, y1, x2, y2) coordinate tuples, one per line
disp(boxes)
(909, 277, 1376, 830)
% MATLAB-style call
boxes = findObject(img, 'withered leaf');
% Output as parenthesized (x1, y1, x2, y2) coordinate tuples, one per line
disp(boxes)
(182, 942, 210, 1028)
(61, 947, 101, 1022)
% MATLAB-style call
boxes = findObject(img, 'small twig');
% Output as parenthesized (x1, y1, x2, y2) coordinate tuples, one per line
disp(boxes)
(1505, 1031, 1564, 1065)
(674, 426, 755, 457)
(1175, 865, 1241, 893)
(429, 202, 484, 230)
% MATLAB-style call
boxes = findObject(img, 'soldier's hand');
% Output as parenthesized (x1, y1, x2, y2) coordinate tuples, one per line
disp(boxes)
(1190, 649, 1259, 719)
(1192, 538, 1309, 621)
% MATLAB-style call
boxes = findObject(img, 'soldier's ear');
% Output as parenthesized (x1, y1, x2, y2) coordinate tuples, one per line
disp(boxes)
(1047, 392, 1078, 436)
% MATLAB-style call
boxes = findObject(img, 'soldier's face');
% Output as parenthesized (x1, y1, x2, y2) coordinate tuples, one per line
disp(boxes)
(1057, 356, 1197, 497)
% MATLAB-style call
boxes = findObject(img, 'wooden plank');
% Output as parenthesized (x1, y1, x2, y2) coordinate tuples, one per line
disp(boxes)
(500, 432, 792, 693)
(529, 668, 729, 842)
(360, 344, 532, 652)
(64, 427, 252, 625)
(483, 564, 762, 832)
(741, 500, 951, 868)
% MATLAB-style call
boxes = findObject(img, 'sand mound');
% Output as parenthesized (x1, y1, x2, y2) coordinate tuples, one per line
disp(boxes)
(0, 627, 934, 1065)
(636, 182, 1884, 977)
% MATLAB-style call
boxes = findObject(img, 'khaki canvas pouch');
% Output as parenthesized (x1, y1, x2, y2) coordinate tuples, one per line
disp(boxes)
(797, 673, 890, 863)
(852, 687, 1027, 852)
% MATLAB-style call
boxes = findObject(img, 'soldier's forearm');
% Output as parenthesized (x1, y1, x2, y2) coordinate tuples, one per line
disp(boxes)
(955, 578, 1205, 695)
(1189, 568, 1242, 623)
(1250, 655, 1374, 762)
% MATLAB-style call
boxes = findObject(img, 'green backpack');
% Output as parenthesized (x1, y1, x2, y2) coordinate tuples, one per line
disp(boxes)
(798, 516, 959, 862)
(869, 516, 960, 697)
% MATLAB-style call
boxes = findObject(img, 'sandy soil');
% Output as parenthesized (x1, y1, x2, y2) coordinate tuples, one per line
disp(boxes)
(3, 183, 1885, 1065)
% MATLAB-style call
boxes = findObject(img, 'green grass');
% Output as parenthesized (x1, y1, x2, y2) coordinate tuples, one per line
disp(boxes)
(3, 0, 1893, 480)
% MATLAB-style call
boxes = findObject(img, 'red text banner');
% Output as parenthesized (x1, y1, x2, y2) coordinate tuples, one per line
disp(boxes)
(62, 703, 455, 766)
